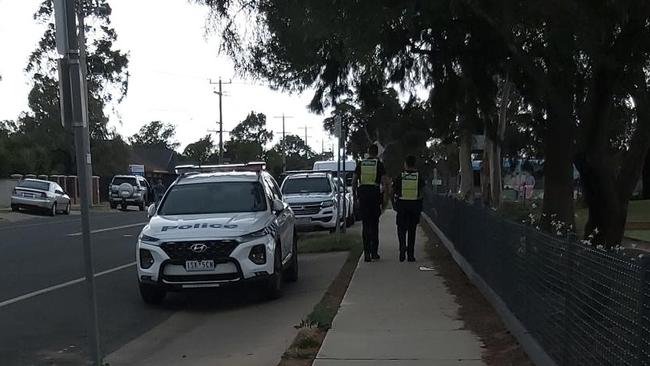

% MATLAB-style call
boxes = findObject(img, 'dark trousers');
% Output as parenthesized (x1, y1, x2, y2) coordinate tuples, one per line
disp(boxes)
(362, 214, 380, 257)
(359, 192, 381, 258)
(396, 207, 421, 259)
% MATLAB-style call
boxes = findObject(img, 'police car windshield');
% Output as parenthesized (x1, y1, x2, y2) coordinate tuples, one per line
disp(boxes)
(282, 177, 331, 194)
(158, 181, 267, 215)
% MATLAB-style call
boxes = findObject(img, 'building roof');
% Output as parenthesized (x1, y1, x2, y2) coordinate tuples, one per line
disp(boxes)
(128, 146, 179, 174)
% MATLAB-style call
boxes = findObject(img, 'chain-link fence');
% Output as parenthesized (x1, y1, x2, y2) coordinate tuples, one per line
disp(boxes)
(424, 193, 650, 366)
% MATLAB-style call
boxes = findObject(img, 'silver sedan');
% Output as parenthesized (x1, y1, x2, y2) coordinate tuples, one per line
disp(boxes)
(10, 179, 71, 216)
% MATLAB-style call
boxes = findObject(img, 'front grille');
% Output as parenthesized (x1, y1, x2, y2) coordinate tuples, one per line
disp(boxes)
(161, 240, 239, 261)
(162, 273, 240, 283)
(290, 203, 322, 216)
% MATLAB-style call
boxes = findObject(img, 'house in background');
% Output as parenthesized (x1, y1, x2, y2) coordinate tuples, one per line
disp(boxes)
(128, 146, 180, 187)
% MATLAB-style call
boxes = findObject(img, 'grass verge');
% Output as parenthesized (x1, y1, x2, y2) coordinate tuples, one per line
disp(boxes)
(298, 232, 361, 254)
(278, 232, 362, 366)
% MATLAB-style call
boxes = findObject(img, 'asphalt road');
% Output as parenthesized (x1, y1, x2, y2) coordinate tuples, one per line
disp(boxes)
(0, 210, 348, 366)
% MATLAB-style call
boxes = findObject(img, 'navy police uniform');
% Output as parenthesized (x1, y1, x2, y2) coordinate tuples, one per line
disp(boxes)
(355, 159, 386, 260)
(392, 169, 425, 261)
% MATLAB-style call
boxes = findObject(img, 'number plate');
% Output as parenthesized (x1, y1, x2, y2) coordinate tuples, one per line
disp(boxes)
(185, 260, 215, 272)
(296, 217, 311, 225)
(23, 193, 35, 198)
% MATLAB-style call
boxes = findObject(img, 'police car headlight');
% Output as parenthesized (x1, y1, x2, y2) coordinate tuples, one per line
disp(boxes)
(139, 234, 159, 243)
(241, 228, 270, 242)
(321, 200, 335, 208)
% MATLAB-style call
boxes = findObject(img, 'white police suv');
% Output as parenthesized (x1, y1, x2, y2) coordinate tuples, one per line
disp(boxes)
(136, 163, 297, 304)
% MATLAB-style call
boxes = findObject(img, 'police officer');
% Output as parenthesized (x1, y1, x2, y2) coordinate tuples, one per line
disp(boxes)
(393, 155, 425, 262)
(153, 179, 166, 205)
(353, 145, 387, 262)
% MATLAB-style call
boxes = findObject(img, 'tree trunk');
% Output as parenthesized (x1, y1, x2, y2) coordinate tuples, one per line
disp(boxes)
(446, 143, 459, 194)
(490, 76, 511, 208)
(480, 137, 491, 206)
(641, 155, 650, 200)
(541, 95, 575, 230)
(459, 127, 474, 201)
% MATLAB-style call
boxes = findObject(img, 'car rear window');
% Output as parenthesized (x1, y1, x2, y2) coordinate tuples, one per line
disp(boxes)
(17, 180, 50, 191)
(112, 177, 137, 186)
(158, 182, 267, 215)
(282, 177, 332, 194)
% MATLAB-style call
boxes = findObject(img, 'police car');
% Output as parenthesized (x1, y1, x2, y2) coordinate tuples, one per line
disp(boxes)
(136, 162, 298, 304)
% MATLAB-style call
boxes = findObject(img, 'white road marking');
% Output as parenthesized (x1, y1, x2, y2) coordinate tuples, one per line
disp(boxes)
(0, 262, 136, 309)
(67, 222, 147, 236)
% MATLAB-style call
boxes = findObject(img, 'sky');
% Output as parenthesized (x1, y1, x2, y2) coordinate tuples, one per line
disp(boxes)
(0, 0, 336, 152)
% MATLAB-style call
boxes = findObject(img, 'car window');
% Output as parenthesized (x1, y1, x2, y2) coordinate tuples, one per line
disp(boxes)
(17, 180, 51, 191)
(54, 184, 64, 193)
(282, 177, 332, 194)
(158, 181, 267, 215)
(265, 175, 282, 200)
(112, 177, 137, 186)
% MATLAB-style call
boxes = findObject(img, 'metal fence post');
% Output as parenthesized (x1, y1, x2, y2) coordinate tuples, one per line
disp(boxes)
(562, 233, 576, 366)
(635, 256, 649, 366)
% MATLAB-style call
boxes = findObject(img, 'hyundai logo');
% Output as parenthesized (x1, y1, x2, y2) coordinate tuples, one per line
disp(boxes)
(190, 243, 208, 253)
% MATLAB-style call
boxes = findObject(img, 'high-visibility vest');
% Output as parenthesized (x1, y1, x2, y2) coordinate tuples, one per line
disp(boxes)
(400, 171, 419, 200)
(359, 159, 378, 186)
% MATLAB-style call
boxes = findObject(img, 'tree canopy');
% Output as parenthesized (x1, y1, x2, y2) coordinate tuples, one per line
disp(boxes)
(202, 0, 650, 246)
(129, 121, 180, 150)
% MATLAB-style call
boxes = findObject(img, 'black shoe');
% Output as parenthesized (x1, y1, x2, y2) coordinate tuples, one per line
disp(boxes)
(399, 252, 406, 262)
(364, 255, 372, 262)
(372, 253, 380, 260)
(407, 257, 416, 262)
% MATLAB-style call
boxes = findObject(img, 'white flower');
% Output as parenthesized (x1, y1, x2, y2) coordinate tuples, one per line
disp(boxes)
(638, 254, 644, 259)
(531, 203, 538, 209)
(596, 245, 604, 250)
(593, 228, 599, 234)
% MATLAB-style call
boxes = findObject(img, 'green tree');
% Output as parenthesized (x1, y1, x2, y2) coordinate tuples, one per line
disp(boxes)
(129, 121, 179, 150)
(224, 111, 273, 163)
(183, 135, 215, 165)
(3, 0, 129, 176)
(203, 0, 650, 246)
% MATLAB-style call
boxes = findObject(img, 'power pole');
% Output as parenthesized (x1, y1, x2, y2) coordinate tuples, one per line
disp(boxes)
(210, 78, 231, 163)
(54, 0, 100, 365)
(273, 114, 293, 171)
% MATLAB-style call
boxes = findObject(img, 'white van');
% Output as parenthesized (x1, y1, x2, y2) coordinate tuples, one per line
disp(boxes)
(312, 160, 357, 187)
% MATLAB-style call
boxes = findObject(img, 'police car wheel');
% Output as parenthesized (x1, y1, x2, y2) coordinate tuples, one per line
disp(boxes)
(139, 283, 166, 305)
(265, 245, 284, 299)
(285, 236, 298, 283)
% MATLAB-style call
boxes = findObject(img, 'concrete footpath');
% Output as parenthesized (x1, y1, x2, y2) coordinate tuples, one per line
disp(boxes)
(314, 210, 485, 365)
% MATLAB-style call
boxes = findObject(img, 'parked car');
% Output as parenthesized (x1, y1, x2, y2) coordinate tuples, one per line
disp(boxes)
(281, 171, 351, 232)
(109, 175, 152, 211)
(136, 162, 297, 304)
(334, 176, 355, 226)
(312, 160, 359, 220)
(11, 178, 71, 216)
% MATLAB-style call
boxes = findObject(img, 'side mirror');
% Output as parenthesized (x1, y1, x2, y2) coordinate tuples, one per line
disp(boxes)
(147, 204, 156, 218)
(272, 199, 284, 213)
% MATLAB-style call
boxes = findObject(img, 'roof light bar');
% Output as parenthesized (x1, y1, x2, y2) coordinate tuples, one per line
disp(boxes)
(174, 162, 267, 175)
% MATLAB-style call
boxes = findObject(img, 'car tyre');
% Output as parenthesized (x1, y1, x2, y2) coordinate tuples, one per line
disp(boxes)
(265, 245, 284, 299)
(110, 202, 117, 209)
(285, 235, 298, 283)
(64, 202, 71, 215)
(138, 201, 145, 211)
(49, 203, 57, 216)
(139, 283, 166, 305)
(121, 203, 127, 211)
(11, 204, 18, 212)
